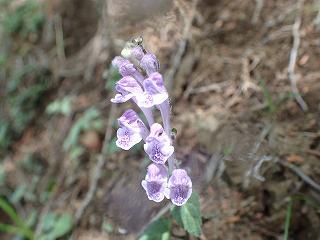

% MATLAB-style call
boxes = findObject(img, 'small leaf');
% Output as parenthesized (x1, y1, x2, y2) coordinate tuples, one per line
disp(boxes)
(50, 213, 73, 238)
(171, 192, 202, 237)
(0, 165, 6, 186)
(102, 219, 113, 233)
(139, 218, 171, 240)
(42, 212, 57, 232)
(46, 97, 72, 116)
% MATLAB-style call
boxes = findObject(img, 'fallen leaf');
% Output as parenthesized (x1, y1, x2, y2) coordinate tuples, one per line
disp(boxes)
(286, 154, 304, 164)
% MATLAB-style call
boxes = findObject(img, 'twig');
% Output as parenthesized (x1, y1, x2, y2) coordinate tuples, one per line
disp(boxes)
(244, 125, 272, 188)
(304, 149, 320, 158)
(278, 159, 320, 193)
(54, 14, 65, 62)
(241, 57, 260, 95)
(138, 203, 171, 237)
(187, 81, 230, 95)
(74, 104, 117, 225)
(265, 5, 296, 28)
(252, 0, 264, 24)
(313, 1, 320, 29)
(166, 0, 198, 91)
(287, 0, 308, 111)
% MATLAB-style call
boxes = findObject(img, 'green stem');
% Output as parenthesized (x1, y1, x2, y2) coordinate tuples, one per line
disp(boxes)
(284, 198, 293, 240)
(0, 223, 34, 240)
(0, 198, 24, 227)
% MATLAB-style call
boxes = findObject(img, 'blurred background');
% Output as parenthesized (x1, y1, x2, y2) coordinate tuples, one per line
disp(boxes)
(0, 0, 320, 239)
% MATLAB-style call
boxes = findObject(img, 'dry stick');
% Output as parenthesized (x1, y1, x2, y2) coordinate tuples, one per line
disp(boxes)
(252, 0, 264, 24)
(74, 104, 117, 225)
(313, 0, 320, 28)
(278, 159, 320, 193)
(166, 0, 198, 91)
(54, 14, 66, 62)
(288, 0, 308, 112)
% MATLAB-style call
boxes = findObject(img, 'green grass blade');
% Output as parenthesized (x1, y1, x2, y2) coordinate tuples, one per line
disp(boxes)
(0, 198, 34, 239)
(283, 198, 293, 240)
(0, 223, 34, 240)
(0, 197, 24, 227)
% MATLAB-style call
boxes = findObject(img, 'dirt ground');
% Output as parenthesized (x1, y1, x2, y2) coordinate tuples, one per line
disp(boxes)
(1, 0, 320, 239)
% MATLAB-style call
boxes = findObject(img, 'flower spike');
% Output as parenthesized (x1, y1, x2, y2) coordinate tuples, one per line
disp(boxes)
(111, 39, 193, 206)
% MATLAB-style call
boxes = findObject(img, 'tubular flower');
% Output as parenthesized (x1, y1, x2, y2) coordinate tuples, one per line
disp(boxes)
(136, 72, 168, 108)
(140, 53, 160, 76)
(141, 163, 168, 202)
(112, 56, 144, 83)
(116, 109, 147, 150)
(165, 169, 192, 206)
(111, 76, 143, 104)
(144, 123, 174, 164)
(110, 39, 193, 206)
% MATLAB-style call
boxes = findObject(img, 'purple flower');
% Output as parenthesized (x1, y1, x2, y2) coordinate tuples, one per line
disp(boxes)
(111, 76, 143, 104)
(144, 123, 174, 164)
(112, 56, 130, 69)
(131, 46, 145, 61)
(165, 169, 192, 206)
(135, 72, 168, 108)
(141, 53, 160, 76)
(116, 109, 148, 150)
(112, 56, 144, 83)
(141, 163, 168, 202)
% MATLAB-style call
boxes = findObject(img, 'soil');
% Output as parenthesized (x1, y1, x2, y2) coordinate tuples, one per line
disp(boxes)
(1, 0, 320, 239)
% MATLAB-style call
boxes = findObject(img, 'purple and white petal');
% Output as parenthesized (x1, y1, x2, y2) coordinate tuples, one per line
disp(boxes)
(141, 164, 168, 202)
(145, 163, 168, 181)
(111, 76, 144, 103)
(144, 141, 174, 164)
(131, 46, 145, 61)
(140, 53, 160, 76)
(135, 92, 156, 108)
(110, 93, 134, 103)
(166, 169, 192, 206)
(143, 72, 168, 105)
(146, 123, 171, 143)
(118, 109, 141, 127)
(117, 109, 149, 140)
(112, 56, 144, 83)
(115, 76, 143, 95)
(144, 123, 174, 164)
(116, 127, 142, 150)
(119, 62, 144, 83)
(112, 56, 130, 69)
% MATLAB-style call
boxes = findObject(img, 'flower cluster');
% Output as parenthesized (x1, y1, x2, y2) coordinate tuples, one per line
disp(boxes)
(111, 43, 192, 206)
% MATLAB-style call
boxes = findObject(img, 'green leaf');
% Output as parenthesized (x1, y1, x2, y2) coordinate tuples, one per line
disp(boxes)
(50, 213, 73, 238)
(171, 192, 202, 237)
(139, 218, 171, 240)
(46, 97, 72, 116)
(10, 185, 27, 204)
(0, 165, 6, 186)
(0, 198, 34, 239)
(41, 213, 73, 240)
